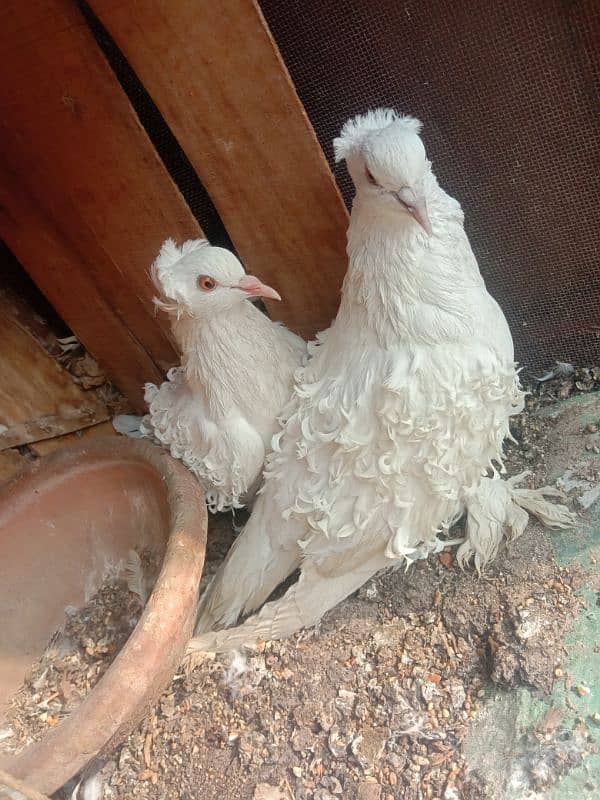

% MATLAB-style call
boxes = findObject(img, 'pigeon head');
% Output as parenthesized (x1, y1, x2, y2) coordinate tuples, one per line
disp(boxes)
(334, 108, 432, 235)
(150, 238, 281, 317)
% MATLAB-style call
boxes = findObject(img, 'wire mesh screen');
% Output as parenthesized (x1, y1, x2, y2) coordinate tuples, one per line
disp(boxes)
(260, 0, 599, 372)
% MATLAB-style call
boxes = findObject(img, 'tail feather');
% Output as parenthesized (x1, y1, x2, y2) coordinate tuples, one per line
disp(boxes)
(186, 551, 388, 661)
(509, 475, 577, 529)
(457, 472, 576, 572)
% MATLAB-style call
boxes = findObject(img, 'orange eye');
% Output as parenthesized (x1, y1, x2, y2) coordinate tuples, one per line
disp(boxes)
(198, 275, 217, 292)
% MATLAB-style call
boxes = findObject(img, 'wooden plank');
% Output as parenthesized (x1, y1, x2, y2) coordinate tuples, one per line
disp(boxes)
(30, 421, 117, 457)
(0, 289, 109, 451)
(0, 260, 58, 352)
(88, 0, 349, 339)
(0, 0, 203, 399)
(0, 450, 28, 484)
(0, 166, 159, 410)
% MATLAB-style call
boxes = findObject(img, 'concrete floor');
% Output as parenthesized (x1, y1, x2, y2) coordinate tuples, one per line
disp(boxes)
(465, 393, 600, 799)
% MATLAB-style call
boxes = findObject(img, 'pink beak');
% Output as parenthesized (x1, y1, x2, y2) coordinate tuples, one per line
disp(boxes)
(407, 196, 433, 236)
(395, 189, 433, 236)
(236, 274, 281, 301)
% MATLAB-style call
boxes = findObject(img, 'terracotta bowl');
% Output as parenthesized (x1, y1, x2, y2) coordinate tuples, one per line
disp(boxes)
(0, 437, 207, 796)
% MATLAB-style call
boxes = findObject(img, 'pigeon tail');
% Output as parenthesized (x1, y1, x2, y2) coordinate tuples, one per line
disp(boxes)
(186, 551, 389, 661)
(457, 472, 576, 572)
(193, 501, 304, 636)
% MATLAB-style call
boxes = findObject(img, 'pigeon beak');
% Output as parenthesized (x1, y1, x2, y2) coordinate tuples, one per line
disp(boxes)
(236, 275, 281, 301)
(395, 189, 433, 236)
(407, 196, 433, 236)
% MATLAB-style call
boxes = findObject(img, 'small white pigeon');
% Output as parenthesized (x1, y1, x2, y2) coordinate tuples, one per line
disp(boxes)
(187, 109, 574, 655)
(141, 238, 306, 512)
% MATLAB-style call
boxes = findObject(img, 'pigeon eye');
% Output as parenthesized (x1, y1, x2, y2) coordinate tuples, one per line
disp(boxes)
(198, 275, 217, 292)
(365, 167, 378, 186)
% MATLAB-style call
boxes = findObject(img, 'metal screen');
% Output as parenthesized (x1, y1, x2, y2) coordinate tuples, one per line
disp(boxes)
(260, 0, 599, 371)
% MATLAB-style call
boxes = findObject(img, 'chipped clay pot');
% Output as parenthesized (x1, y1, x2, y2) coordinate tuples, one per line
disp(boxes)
(0, 437, 207, 796)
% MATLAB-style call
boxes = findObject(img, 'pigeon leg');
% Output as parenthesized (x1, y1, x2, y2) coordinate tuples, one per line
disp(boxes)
(457, 474, 576, 572)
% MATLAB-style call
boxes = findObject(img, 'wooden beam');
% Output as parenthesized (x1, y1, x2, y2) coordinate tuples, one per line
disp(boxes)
(0, 166, 162, 410)
(88, 0, 349, 339)
(0, 0, 203, 402)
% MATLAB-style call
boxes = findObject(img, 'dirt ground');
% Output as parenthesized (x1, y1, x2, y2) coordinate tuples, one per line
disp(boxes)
(42, 376, 596, 800)
(2, 374, 595, 799)
(82, 543, 581, 800)
(3, 259, 597, 799)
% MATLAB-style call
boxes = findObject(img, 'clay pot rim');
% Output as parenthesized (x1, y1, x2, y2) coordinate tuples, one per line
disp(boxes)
(1, 437, 207, 796)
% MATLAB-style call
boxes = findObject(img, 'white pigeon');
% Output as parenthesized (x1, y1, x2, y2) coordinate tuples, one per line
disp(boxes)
(187, 109, 574, 655)
(141, 238, 306, 512)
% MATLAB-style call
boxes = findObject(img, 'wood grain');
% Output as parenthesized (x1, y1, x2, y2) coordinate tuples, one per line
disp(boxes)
(30, 421, 117, 456)
(88, 0, 349, 338)
(0, 166, 162, 410)
(0, 450, 28, 484)
(0, 0, 203, 401)
(0, 290, 109, 450)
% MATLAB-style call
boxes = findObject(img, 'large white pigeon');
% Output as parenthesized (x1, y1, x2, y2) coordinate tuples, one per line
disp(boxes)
(187, 109, 574, 655)
(142, 238, 306, 512)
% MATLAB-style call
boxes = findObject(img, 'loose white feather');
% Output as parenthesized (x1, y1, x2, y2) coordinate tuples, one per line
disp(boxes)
(71, 774, 103, 800)
(124, 550, 147, 603)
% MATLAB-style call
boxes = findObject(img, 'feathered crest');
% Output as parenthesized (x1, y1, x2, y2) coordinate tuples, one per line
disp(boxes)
(150, 238, 209, 288)
(150, 237, 210, 313)
(333, 108, 423, 163)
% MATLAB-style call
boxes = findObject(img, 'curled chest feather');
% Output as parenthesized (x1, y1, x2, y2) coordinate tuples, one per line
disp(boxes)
(267, 346, 523, 558)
